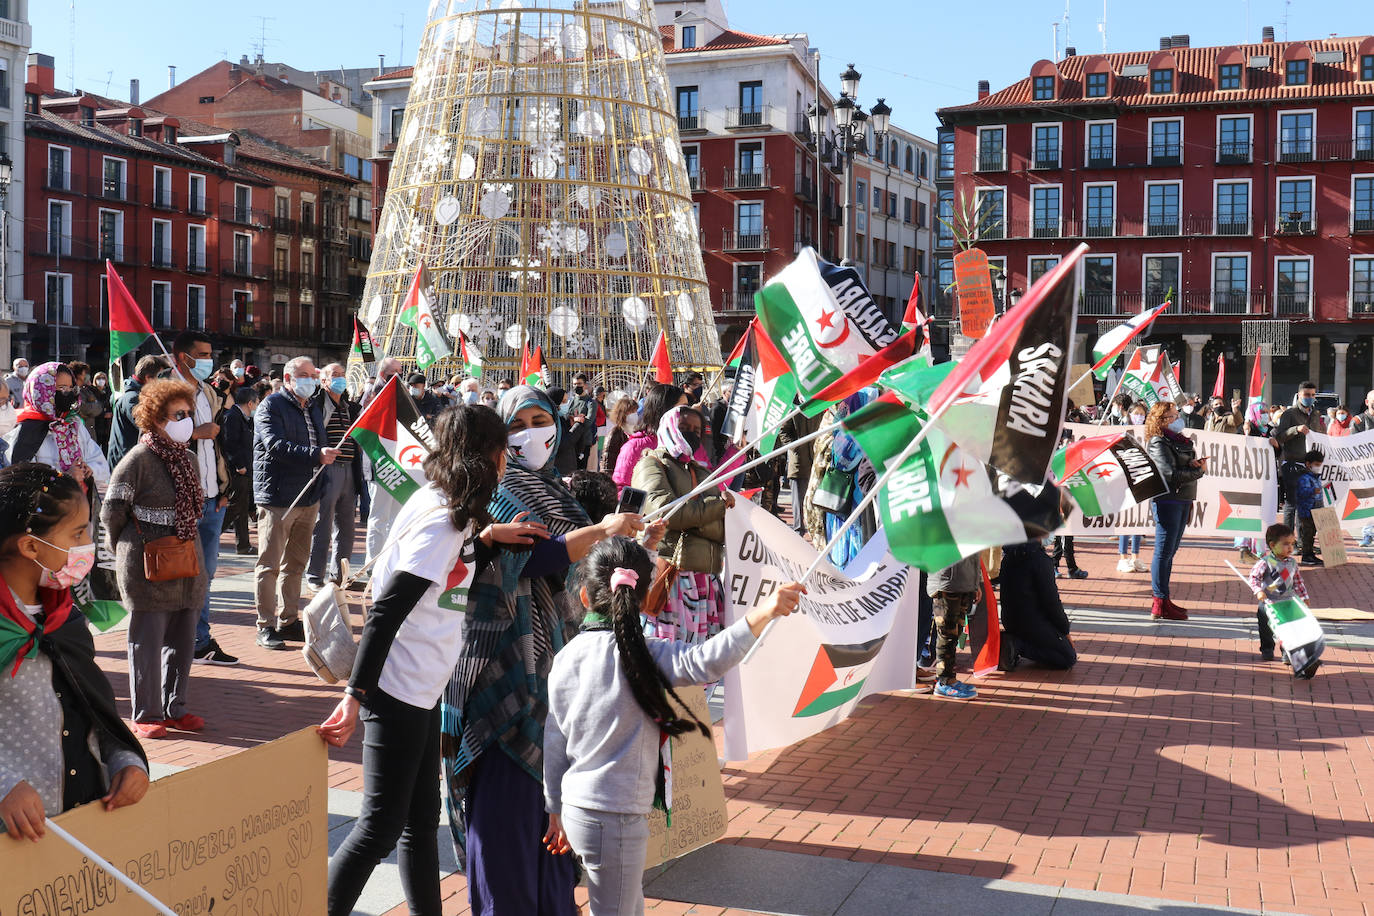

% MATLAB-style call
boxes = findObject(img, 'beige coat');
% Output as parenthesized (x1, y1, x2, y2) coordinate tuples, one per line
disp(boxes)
(632, 446, 728, 574)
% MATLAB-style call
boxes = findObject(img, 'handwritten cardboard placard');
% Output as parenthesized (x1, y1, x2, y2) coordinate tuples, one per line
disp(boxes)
(1311, 506, 1348, 568)
(1067, 364, 1096, 412)
(645, 687, 728, 868)
(953, 248, 995, 340)
(0, 727, 327, 916)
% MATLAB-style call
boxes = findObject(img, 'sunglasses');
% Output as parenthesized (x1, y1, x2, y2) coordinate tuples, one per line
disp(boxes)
(170, 409, 192, 421)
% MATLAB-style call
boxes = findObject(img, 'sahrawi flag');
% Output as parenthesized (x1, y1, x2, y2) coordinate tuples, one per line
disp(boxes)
(722, 319, 799, 452)
(456, 330, 484, 378)
(106, 260, 157, 362)
(350, 316, 377, 367)
(398, 263, 452, 370)
(1342, 486, 1374, 522)
(842, 394, 1025, 572)
(1090, 298, 1168, 380)
(1051, 433, 1166, 517)
(755, 248, 918, 416)
(879, 246, 1084, 484)
(1245, 344, 1266, 425)
(348, 376, 436, 503)
(1118, 344, 1183, 407)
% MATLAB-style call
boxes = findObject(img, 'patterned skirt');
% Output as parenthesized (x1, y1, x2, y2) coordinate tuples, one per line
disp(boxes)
(644, 572, 724, 644)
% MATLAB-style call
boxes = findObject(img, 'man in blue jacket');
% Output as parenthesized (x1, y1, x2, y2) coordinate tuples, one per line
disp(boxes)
(252, 356, 339, 650)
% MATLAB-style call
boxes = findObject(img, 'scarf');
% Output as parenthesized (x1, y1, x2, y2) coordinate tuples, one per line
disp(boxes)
(657, 406, 699, 461)
(139, 431, 205, 540)
(13, 361, 82, 472)
(0, 581, 73, 677)
(441, 386, 592, 860)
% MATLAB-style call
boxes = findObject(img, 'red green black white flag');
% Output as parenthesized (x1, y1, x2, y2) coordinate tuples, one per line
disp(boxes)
(347, 376, 436, 503)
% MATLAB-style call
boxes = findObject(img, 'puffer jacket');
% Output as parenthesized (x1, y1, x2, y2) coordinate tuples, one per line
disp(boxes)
(253, 390, 325, 508)
(613, 430, 657, 491)
(632, 446, 728, 575)
(1147, 432, 1204, 501)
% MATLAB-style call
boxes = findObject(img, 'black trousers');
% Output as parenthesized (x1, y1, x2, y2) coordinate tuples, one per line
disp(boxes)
(223, 471, 254, 551)
(1050, 536, 1077, 570)
(1257, 603, 1275, 655)
(327, 689, 443, 916)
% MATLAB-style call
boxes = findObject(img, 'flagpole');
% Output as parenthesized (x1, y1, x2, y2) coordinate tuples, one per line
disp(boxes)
(281, 397, 373, 515)
(45, 819, 179, 916)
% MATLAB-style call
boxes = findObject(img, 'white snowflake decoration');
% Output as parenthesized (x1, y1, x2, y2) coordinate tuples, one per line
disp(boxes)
(537, 220, 569, 256)
(671, 208, 693, 238)
(563, 225, 590, 254)
(676, 291, 695, 321)
(469, 103, 503, 138)
(574, 110, 606, 139)
(479, 183, 513, 220)
(418, 136, 449, 178)
(565, 332, 598, 359)
(469, 309, 504, 342)
(529, 138, 566, 180)
(403, 218, 427, 252)
(447, 313, 471, 337)
(508, 257, 543, 281)
(526, 101, 561, 141)
(561, 24, 589, 53)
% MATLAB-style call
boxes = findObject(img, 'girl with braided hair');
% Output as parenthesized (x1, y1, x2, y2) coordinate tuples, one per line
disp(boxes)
(542, 536, 805, 915)
(0, 463, 148, 842)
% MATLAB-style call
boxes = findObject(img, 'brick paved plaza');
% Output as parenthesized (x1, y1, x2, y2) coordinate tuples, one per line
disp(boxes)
(87, 532, 1374, 915)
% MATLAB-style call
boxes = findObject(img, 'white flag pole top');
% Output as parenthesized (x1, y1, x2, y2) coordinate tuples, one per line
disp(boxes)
(45, 818, 179, 916)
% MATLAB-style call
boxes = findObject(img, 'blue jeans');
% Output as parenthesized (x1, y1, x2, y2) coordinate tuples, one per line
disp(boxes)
(1150, 499, 1190, 600)
(195, 497, 226, 651)
(1118, 535, 1141, 554)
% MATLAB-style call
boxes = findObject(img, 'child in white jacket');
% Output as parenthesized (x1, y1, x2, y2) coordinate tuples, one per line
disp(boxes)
(543, 536, 804, 915)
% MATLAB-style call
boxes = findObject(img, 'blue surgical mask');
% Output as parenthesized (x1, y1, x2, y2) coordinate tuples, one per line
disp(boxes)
(1168, 417, 1186, 433)
(1300, 396, 1315, 408)
(191, 358, 214, 381)
(293, 377, 319, 399)
(329, 377, 348, 395)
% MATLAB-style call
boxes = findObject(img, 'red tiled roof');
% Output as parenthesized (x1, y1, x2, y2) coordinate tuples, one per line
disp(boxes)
(661, 26, 790, 54)
(25, 110, 227, 170)
(940, 35, 1374, 116)
(372, 66, 413, 81)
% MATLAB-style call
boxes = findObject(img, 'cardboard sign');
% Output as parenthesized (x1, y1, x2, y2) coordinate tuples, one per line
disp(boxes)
(645, 687, 728, 868)
(1311, 506, 1348, 567)
(953, 248, 995, 339)
(1067, 364, 1096, 412)
(0, 728, 327, 915)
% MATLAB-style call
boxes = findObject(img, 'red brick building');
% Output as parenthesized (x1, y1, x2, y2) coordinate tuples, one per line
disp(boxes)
(938, 32, 1374, 405)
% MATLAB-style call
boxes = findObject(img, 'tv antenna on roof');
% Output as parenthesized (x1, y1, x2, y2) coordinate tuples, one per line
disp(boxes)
(1097, 0, 1107, 52)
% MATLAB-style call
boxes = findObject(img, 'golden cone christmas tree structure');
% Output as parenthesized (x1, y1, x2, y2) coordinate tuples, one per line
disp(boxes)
(355, 0, 721, 391)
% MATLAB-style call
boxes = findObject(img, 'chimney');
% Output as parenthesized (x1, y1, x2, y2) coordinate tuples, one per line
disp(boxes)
(1171, 34, 1190, 48)
(27, 52, 55, 95)
(1159, 36, 1171, 50)
(1065, 46, 1077, 57)
(1262, 25, 1275, 42)
(168, 65, 176, 89)
(129, 78, 139, 105)
(977, 79, 990, 99)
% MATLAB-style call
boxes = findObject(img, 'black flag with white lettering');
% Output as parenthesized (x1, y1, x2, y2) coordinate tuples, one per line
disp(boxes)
(721, 324, 758, 444)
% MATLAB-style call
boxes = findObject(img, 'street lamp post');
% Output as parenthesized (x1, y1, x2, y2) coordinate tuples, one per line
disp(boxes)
(828, 66, 891, 269)
(0, 153, 11, 353)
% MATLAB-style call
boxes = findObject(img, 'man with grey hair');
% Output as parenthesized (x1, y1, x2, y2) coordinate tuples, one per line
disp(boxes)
(306, 363, 361, 589)
(253, 355, 338, 650)
(1352, 390, 1374, 434)
(4, 357, 27, 407)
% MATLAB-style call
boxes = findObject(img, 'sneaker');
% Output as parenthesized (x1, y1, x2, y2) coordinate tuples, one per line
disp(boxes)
(1360, 536, 1374, 548)
(131, 721, 168, 739)
(306, 577, 325, 591)
(1116, 558, 1134, 573)
(1067, 568, 1089, 580)
(915, 665, 938, 683)
(933, 681, 978, 700)
(1053, 568, 1063, 579)
(276, 619, 306, 642)
(237, 545, 256, 556)
(256, 627, 286, 650)
(163, 713, 205, 732)
(1300, 555, 1324, 567)
(1132, 560, 1148, 572)
(193, 640, 239, 666)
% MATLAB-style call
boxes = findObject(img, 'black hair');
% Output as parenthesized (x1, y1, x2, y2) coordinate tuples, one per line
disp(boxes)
(172, 329, 212, 355)
(641, 384, 685, 435)
(572, 372, 588, 382)
(1305, 448, 1324, 463)
(1299, 380, 1317, 391)
(423, 404, 505, 532)
(685, 372, 704, 385)
(408, 372, 427, 386)
(1265, 522, 1294, 547)
(568, 470, 618, 522)
(233, 386, 259, 406)
(546, 386, 567, 406)
(580, 537, 710, 739)
(0, 463, 86, 547)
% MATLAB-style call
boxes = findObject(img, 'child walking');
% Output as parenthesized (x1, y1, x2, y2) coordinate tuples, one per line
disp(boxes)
(0, 463, 149, 841)
(542, 537, 804, 915)
(1248, 522, 1309, 663)
(927, 553, 981, 699)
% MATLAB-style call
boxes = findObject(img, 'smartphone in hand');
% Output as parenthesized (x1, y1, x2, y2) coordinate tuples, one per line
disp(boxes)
(617, 487, 647, 515)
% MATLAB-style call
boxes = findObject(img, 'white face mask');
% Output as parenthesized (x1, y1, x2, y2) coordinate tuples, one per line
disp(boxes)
(164, 416, 195, 443)
(1129, 413, 1146, 425)
(15, 366, 27, 378)
(507, 426, 557, 471)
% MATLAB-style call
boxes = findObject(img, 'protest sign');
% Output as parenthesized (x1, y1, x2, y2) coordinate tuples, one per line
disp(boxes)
(0, 727, 327, 916)
(953, 248, 995, 339)
(1308, 428, 1374, 535)
(1061, 423, 1277, 538)
(645, 688, 728, 868)
(721, 500, 917, 761)
(1311, 506, 1348, 567)
(1068, 364, 1096, 411)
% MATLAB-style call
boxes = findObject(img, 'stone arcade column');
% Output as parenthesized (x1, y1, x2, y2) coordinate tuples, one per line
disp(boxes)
(1308, 337, 1322, 389)
(1182, 334, 1211, 394)
(1333, 342, 1351, 405)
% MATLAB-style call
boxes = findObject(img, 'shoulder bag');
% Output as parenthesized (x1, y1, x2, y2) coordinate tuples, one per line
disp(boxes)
(132, 517, 200, 582)
(812, 466, 855, 513)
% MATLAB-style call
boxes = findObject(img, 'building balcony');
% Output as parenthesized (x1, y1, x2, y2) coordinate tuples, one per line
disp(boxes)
(273, 216, 297, 234)
(687, 169, 701, 191)
(322, 325, 351, 346)
(221, 204, 266, 227)
(1276, 213, 1316, 236)
(101, 242, 135, 264)
(186, 254, 208, 273)
(677, 113, 706, 135)
(44, 169, 72, 192)
(1085, 147, 1115, 169)
(1275, 293, 1312, 318)
(722, 228, 770, 252)
(1350, 296, 1374, 316)
(1354, 216, 1374, 233)
(93, 177, 131, 202)
(0, 300, 36, 323)
(1277, 141, 1314, 163)
(793, 235, 818, 255)
(1145, 217, 1181, 237)
(822, 196, 843, 223)
(1314, 137, 1374, 162)
(324, 225, 348, 245)
(151, 189, 179, 212)
(188, 196, 210, 217)
(716, 291, 758, 316)
(974, 221, 1006, 241)
(0, 16, 32, 47)
(726, 106, 778, 131)
(223, 259, 265, 280)
(1216, 142, 1253, 165)
(149, 250, 175, 270)
(794, 173, 817, 202)
(1148, 143, 1182, 166)
(724, 167, 771, 191)
(1181, 289, 1269, 316)
(233, 317, 265, 339)
(975, 151, 1006, 172)
(1031, 152, 1061, 170)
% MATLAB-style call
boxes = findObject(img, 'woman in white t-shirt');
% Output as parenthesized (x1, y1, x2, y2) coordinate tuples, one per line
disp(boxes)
(318, 404, 549, 916)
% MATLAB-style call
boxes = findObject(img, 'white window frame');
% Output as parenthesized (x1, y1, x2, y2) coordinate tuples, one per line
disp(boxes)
(681, 143, 700, 186)
(233, 183, 253, 220)
(1082, 180, 1117, 235)
(1146, 116, 1184, 165)
(1143, 179, 1183, 235)
(187, 284, 206, 330)
(151, 218, 173, 266)
(187, 224, 207, 271)
(97, 207, 125, 260)
(44, 272, 73, 325)
(1030, 182, 1063, 237)
(150, 280, 172, 327)
(46, 144, 71, 190)
(1211, 251, 1251, 311)
(1140, 252, 1183, 301)
(233, 231, 253, 273)
(1031, 122, 1062, 169)
(152, 166, 172, 208)
(1350, 255, 1374, 316)
(732, 262, 765, 309)
(1084, 119, 1116, 166)
(1080, 253, 1117, 311)
(101, 156, 128, 199)
(46, 199, 72, 255)
(733, 138, 765, 186)
(1215, 113, 1254, 163)
(975, 124, 1007, 171)
(1353, 173, 1374, 231)
(1027, 254, 1061, 285)
(1275, 174, 1316, 225)
(188, 173, 207, 214)
(1354, 107, 1374, 156)
(1274, 255, 1314, 314)
(1212, 178, 1253, 235)
(1276, 108, 1317, 159)
(973, 184, 1008, 240)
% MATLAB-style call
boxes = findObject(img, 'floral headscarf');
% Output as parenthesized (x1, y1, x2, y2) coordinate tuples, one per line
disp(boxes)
(15, 361, 82, 472)
(657, 405, 703, 462)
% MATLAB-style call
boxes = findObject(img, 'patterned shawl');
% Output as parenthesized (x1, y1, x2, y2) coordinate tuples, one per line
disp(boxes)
(14, 362, 82, 472)
(441, 385, 592, 860)
(139, 430, 205, 540)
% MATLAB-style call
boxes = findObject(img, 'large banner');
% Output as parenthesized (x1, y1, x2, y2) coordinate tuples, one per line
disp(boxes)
(721, 500, 917, 761)
(1309, 428, 1374, 535)
(0, 728, 327, 915)
(1061, 423, 1277, 537)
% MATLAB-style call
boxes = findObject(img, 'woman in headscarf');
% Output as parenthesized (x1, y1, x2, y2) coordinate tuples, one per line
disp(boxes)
(442, 385, 651, 916)
(633, 405, 734, 644)
(2, 361, 109, 489)
(803, 388, 877, 568)
(612, 383, 686, 492)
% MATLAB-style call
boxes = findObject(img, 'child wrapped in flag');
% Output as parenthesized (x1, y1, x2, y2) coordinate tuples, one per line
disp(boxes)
(1246, 522, 1323, 678)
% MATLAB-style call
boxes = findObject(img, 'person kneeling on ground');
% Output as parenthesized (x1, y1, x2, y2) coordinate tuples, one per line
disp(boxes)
(927, 553, 981, 699)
